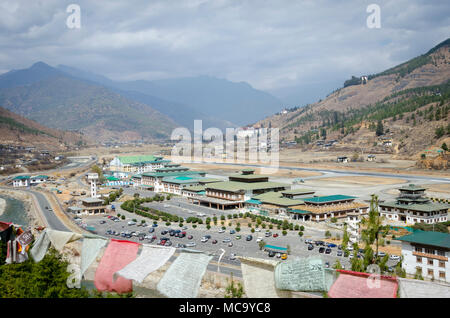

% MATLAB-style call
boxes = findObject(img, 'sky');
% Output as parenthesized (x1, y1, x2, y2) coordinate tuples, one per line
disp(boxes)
(0, 0, 449, 106)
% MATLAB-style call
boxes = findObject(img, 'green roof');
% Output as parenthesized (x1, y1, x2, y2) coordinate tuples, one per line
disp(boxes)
(252, 191, 304, 207)
(303, 195, 356, 204)
(397, 231, 450, 249)
(399, 184, 426, 191)
(229, 173, 268, 180)
(206, 181, 289, 193)
(142, 171, 205, 178)
(32, 175, 49, 179)
(13, 175, 30, 180)
(281, 189, 315, 195)
(118, 155, 167, 165)
(245, 199, 262, 205)
(155, 167, 189, 172)
(264, 245, 287, 251)
(288, 209, 312, 215)
(183, 185, 207, 192)
(106, 176, 120, 181)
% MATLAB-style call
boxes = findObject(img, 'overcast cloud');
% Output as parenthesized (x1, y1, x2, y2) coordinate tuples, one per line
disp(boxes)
(0, 0, 449, 105)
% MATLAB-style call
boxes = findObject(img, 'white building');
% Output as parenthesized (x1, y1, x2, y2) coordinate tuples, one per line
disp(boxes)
(12, 176, 30, 187)
(109, 155, 169, 173)
(397, 231, 450, 283)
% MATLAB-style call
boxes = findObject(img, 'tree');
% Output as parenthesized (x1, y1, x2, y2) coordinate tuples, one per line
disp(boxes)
(258, 240, 266, 250)
(360, 195, 389, 260)
(325, 230, 331, 238)
(376, 120, 384, 136)
(442, 142, 448, 152)
(224, 273, 244, 298)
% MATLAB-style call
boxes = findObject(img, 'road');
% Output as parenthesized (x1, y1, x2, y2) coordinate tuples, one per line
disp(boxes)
(205, 161, 450, 183)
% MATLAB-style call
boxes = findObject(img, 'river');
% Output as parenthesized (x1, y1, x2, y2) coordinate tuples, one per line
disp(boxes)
(0, 194, 29, 226)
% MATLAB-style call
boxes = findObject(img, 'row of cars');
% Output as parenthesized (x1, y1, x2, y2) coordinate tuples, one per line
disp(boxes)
(304, 239, 400, 260)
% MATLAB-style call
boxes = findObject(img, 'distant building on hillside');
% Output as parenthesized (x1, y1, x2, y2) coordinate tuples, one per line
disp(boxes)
(337, 156, 349, 163)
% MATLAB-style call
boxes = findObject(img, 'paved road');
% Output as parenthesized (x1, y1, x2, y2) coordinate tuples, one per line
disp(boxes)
(25, 189, 69, 231)
(206, 161, 450, 183)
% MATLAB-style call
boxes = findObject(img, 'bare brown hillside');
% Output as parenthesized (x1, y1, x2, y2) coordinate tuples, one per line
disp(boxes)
(0, 106, 86, 151)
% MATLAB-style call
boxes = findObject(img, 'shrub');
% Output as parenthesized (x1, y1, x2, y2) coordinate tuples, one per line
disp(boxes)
(282, 230, 287, 236)
(251, 228, 255, 233)
(165, 222, 171, 226)
(121, 215, 125, 220)
(294, 225, 299, 231)
(298, 231, 303, 237)
(325, 230, 332, 238)
(235, 227, 241, 232)
(300, 226, 305, 231)
(206, 225, 211, 230)
(193, 224, 197, 229)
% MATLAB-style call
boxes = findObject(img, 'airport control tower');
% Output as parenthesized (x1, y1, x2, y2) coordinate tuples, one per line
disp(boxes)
(87, 173, 99, 198)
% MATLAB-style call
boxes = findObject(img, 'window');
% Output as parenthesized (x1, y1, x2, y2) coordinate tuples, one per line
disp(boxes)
(416, 256, 422, 263)
(439, 271, 446, 279)
(425, 248, 434, 255)
(439, 261, 445, 268)
(437, 250, 445, 257)
(428, 259, 434, 266)
(416, 267, 422, 274)
(415, 246, 422, 253)
(427, 269, 434, 276)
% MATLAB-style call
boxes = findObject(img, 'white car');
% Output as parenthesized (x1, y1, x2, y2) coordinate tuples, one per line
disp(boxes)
(255, 228, 261, 232)
(218, 229, 225, 233)
(186, 242, 196, 247)
(390, 254, 400, 261)
(276, 253, 281, 258)
(229, 253, 237, 260)
(201, 237, 209, 243)
(256, 237, 263, 243)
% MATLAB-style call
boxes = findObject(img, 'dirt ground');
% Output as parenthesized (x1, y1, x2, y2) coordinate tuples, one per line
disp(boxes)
(421, 183, 450, 194)
(309, 176, 407, 186)
(183, 163, 322, 178)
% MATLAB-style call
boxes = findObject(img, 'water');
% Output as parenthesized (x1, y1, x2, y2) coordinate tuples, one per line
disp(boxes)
(0, 194, 29, 227)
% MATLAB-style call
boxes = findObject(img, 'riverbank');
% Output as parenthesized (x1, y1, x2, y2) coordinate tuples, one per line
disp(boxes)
(0, 189, 42, 228)
(0, 197, 5, 216)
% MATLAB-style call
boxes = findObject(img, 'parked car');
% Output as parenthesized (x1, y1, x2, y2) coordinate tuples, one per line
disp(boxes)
(319, 247, 325, 253)
(255, 228, 261, 232)
(229, 253, 237, 260)
(276, 253, 281, 258)
(212, 240, 218, 244)
(223, 238, 231, 243)
(228, 242, 233, 247)
(390, 254, 400, 261)
(256, 237, 263, 243)
(304, 239, 313, 244)
(273, 233, 279, 238)
(235, 235, 241, 240)
(161, 230, 168, 235)
(246, 235, 253, 241)
(186, 242, 196, 247)
(148, 228, 155, 233)
(281, 254, 288, 260)
(187, 235, 193, 240)
(315, 241, 325, 246)
(325, 262, 330, 268)
(327, 243, 337, 248)
(337, 250, 343, 257)
(99, 220, 106, 224)
(201, 237, 209, 243)
(152, 223, 158, 227)
(307, 244, 314, 251)
(268, 251, 275, 257)
(175, 243, 186, 248)
(179, 231, 186, 238)
(128, 221, 136, 226)
(230, 229, 236, 234)
(165, 241, 172, 246)
(377, 252, 386, 257)
(347, 246, 354, 251)
(265, 232, 271, 237)
(325, 248, 332, 254)
(218, 229, 225, 233)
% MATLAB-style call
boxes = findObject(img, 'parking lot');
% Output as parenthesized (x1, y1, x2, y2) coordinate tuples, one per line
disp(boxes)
(81, 211, 401, 277)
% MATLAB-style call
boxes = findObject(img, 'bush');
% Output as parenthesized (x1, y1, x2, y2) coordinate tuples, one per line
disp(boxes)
(165, 222, 171, 226)
(121, 215, 125, 220)
(193, 224, 197, 229)
(282, 230, 287, 236)
(251, 228, 255, 233)
(325, 230, 332, 238)
(300, 226, 305, 231)
(298, 231, 303, 237)
(294, 224, 300, 231)
(331, 217, 337, 223)
(179, 223, 183, 227)
(206, 225, 211, 230)
(235, 227, 241, 232)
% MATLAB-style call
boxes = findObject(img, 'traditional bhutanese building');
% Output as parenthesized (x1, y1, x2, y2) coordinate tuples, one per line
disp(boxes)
(108, 155, 170, 173)
(141, 168, 206, 193)
(287, 195, 369, 222)
(379, 184, 448, 225)
(247, 189, 315, 216)
(186, 170, 290, 210)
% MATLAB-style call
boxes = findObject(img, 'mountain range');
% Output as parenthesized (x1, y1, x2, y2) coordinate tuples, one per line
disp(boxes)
(0, 62, 283, 143)
(256, 38, 450, 157)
